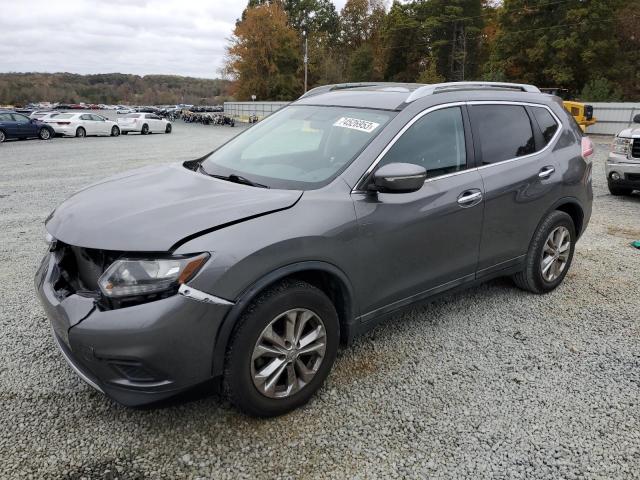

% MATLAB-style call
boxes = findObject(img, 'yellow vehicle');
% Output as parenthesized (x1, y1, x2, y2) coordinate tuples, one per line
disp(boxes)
(540, 88, 597, 132)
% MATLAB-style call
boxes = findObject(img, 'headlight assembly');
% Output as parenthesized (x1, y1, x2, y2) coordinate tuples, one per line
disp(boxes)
(611, 137, 632, 156)
(98, 253, 209, 298)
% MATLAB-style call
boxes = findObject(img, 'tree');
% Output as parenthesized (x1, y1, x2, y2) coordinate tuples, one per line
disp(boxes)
(226, 3, 302, 100)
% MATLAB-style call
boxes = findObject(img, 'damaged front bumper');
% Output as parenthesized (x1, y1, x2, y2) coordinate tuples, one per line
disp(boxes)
(35, 252, 233, 406)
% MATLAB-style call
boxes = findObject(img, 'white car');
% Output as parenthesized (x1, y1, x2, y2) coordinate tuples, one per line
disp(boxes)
(29, 111, 60, 120)
(44, 113, 120, 138)
(116, 107, 136, 114)
(116, 113, 172, 135)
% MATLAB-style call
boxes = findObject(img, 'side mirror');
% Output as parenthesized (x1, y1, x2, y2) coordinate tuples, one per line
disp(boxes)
(371, 163, 427, 193)
(633, 114, 640, 124)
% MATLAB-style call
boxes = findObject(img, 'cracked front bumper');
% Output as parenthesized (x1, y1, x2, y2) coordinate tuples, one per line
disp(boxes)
(35, 252, 233, 406)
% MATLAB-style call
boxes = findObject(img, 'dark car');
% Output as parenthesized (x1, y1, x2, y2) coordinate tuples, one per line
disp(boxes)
(0, 110, 55, 143)
(36, 82, 594, 416)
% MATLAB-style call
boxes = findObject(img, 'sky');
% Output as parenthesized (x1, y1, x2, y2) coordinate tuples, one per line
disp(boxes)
(0, 0, 348, 79)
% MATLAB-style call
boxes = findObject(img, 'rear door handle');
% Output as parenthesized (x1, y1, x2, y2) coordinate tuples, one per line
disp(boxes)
(538, 166, 555, 179)
(457, 190, 483, 207)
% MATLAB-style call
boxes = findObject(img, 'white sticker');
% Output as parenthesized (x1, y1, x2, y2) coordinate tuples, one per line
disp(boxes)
(333, 117, 380, 133)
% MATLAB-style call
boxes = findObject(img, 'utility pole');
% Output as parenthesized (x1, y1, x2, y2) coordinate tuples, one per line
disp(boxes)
(303, 30, 308, 93)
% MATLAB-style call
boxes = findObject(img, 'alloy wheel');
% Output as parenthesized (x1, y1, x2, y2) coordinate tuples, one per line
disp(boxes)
(0, 131, 5, 142)
(541, 226, 571, 282)
(40, 129, 50, 140)
(251, 308, 327, 399)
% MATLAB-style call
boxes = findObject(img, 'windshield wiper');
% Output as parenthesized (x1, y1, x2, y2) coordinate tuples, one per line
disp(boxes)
(198, 165, 269, 188)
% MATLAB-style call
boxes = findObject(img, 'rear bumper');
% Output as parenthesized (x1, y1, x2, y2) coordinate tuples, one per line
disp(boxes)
(117, 123, 140, 133)
(35, 252, 233, 406)
(48, 124, 77, 136)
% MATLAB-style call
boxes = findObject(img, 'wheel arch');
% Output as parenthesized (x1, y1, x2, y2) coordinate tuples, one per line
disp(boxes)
(211, 261, 356, 377)
(551, 198, 584, 238)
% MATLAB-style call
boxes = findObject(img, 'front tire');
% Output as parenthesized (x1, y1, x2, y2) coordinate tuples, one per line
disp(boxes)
(513, 210, 576, 294)
(141, 124, 149, 135)
(38, 128, 52, 140)
(0, 130, 6, 143)
(111, 126, 120, 137)
(224, 280, 339, 417)
(608, 182, 633, 196)
(165, 124, 172, 134)
(76, 127, 86, 138)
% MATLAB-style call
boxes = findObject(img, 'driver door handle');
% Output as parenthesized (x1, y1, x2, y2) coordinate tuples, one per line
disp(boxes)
(457, 189, 483, 207)
(538, 166, 555, 179)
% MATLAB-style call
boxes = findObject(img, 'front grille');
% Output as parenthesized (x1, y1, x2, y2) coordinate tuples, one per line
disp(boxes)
(632, 139, 640, 159)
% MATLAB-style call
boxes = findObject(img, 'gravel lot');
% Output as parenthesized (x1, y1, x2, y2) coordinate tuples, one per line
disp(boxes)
(0, 124, 639, 479)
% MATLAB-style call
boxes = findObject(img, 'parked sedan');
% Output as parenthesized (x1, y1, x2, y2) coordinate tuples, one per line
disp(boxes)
(44, 113, 120, 138)
(117, 113, 172, 135)
(0, 110, 56, 142)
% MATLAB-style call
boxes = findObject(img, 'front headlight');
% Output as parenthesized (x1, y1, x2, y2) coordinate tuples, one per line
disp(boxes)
(611, 137, 632, 155)
(98, 253, 209, 298)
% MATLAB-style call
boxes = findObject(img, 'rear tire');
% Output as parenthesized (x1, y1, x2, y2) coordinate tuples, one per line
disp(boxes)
(165, 124, 172, 134)
(0, 130, 6, 143)
(513, 210, 576, 294)
(38, 128, 52, 140)
(111, 126, 120, 137)
(608, 182, 633, 196)
(141, 124, 149, 135)
(224, 280, 339, 417)
(75, 127, 86, 138)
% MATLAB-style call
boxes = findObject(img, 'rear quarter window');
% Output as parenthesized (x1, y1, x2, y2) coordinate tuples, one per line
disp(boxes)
(531, 107, 559, 145)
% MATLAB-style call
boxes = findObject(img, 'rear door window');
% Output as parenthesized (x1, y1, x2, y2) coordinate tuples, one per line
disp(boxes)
(470, 105, 535, 164)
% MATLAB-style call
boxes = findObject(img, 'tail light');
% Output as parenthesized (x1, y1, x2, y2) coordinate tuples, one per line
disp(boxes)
(582, 136, 594, 158)
(57, 122, 71, 125)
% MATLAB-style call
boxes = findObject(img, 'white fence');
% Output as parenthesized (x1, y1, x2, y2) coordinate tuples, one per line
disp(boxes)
(587, 102, 640, 135)
(224, 101, 289, 122)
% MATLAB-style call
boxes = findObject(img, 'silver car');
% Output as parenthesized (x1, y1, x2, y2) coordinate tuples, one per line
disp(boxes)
(607, 114, 640, 195)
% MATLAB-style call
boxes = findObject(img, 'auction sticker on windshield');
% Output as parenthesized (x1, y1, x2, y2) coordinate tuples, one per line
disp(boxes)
(333, 117, 380, 133)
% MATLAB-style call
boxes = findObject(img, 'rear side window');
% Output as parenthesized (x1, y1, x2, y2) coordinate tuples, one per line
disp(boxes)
(379, 107, 467, 178)
(0, 113, 12, 121)
(470, 105, 535, 164)
(531, 107, 559, 145)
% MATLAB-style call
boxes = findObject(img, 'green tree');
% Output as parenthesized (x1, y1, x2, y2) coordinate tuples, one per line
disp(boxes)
(226, 3, 302, 100)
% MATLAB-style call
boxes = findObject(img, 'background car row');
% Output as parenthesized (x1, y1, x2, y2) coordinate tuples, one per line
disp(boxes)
(0, 110, 172, 142)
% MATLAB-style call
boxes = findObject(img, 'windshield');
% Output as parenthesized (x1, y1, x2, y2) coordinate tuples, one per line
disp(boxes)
(201, 105, 395, 189)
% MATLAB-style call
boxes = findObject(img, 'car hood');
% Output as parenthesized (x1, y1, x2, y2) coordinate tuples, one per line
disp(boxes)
(46, 163, 302, 252)
(617, 126, 640, 138)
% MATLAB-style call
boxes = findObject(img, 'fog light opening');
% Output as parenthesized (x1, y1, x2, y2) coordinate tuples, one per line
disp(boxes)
(610, 172, 621, 181)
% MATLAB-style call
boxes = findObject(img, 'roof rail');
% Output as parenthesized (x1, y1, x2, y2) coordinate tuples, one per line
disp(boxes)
(299, 82, 398, 99)
(405, 82, 540, 103)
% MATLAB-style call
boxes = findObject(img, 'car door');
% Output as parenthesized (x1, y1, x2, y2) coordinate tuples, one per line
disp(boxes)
(0, 113, 19, 138)
(91, 114, 109, 135)
(468, 102, 564, 276)
(351, 105, 485, 320)
(11, 113, 36, 137)
(79, 114, 96, 135)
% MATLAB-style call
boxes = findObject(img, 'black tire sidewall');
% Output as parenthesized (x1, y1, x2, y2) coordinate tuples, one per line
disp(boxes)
(225, 282, 339, 417)
(0, 130, 5, 142)
(141, 124, 148, 134)
(166, 124, 172, 133)
(531, 212, 576, 292)
(112, 126, 119, 136)
(76, 127, 85, 138)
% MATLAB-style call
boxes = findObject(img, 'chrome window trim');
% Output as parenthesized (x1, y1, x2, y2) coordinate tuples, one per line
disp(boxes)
(351, 100, 563, 193)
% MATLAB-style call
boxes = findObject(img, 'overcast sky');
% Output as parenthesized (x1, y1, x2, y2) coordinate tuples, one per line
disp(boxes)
(0, 0, 348, 79)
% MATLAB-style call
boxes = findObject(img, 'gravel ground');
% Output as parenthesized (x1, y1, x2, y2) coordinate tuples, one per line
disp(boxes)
(0, 127, 639, 479)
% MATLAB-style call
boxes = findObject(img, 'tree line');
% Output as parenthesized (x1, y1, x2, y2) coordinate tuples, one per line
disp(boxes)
(0, 73, 233, 106)
(225, 0, 640, 101)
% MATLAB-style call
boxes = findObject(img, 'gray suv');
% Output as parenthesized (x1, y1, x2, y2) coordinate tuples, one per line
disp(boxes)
(36, 82, 594, 416)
